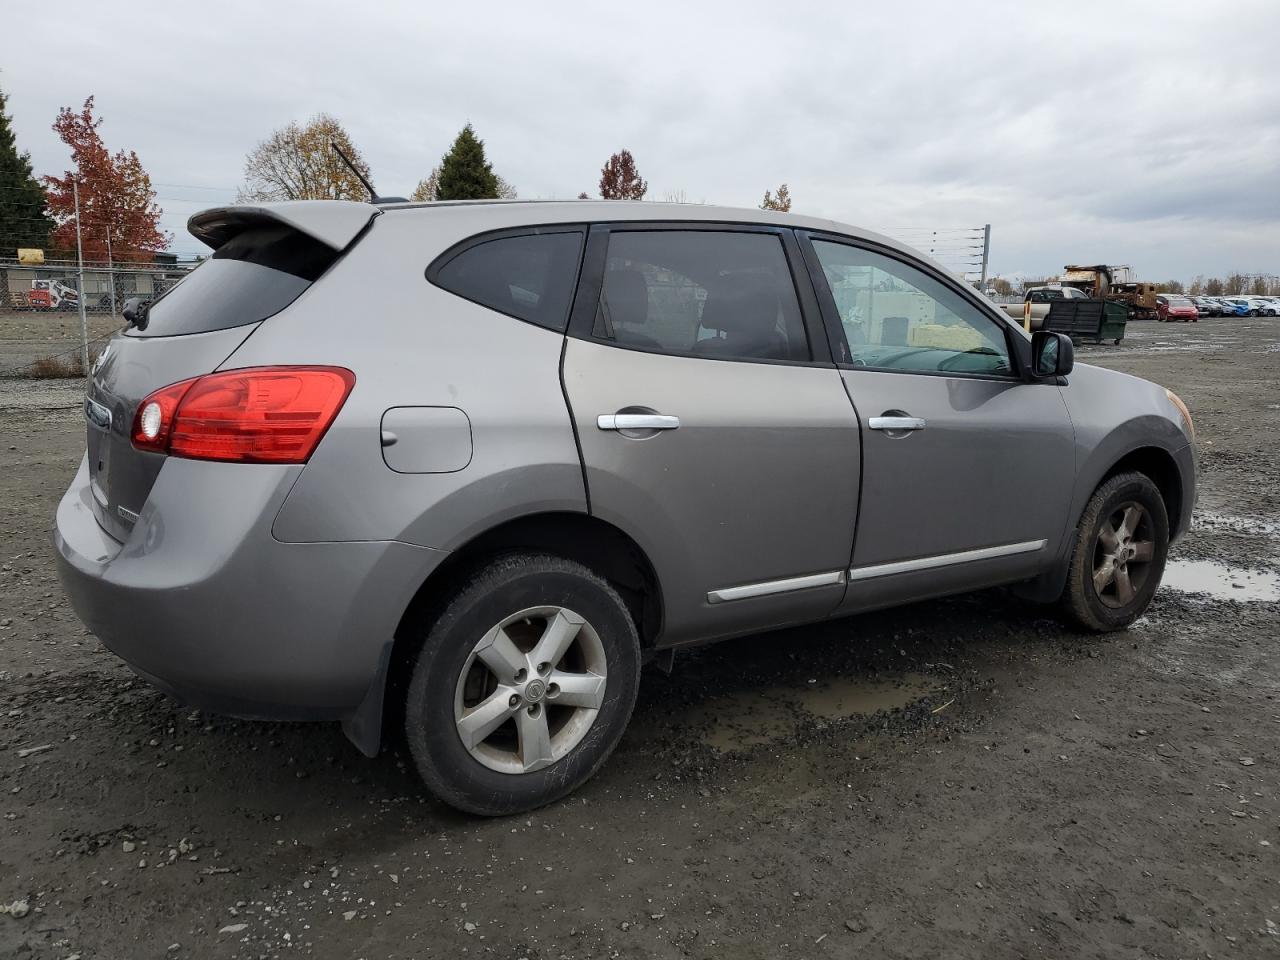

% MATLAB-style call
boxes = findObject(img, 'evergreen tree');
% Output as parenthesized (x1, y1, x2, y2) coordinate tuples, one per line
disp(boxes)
(0, 85, 54, 257)
(436, 124, 500, 201)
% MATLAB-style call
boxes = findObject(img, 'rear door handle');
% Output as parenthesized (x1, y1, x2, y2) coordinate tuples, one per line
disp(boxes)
(597, 414, 681, 431)
(868, 416, 926, 431)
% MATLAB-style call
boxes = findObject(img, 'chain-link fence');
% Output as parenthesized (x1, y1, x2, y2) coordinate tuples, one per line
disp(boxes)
(0, 256, 196, 319)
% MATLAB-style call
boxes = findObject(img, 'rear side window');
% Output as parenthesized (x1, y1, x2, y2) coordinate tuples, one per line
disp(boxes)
(591, 230, 809, 362)
(430, 231, 584, 331)
(131, 225, 338, 338)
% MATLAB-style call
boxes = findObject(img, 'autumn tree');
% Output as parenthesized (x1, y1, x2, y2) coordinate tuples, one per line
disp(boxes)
(759, 183, 792, 212)
(1250, 276, 1268, 296)
(1205, 276, 1224, 296)
(43, 97, 168, 261)
(599, 149, 647, 200)
(436, 124, 500, 201)
(1160, 280, 1185, 294)
(1224, 273, 1246, 295)
(0, 85, 53, 257)
(411, 167, 440, 202)
(991, 277, 1014, 296)
(240, 114, 372, 201)
(1188, 275, 1204, 296)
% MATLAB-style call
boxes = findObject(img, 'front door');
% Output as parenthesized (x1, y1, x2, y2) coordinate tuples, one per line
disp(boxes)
(562, 226, 860, 645)
(802, 235, 1077, 612)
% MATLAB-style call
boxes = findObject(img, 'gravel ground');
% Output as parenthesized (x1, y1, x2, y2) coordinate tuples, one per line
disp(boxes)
(2, 316, 1279, 959)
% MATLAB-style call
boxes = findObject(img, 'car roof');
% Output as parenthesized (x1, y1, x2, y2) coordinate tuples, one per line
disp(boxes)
(375, 197, 933, 267)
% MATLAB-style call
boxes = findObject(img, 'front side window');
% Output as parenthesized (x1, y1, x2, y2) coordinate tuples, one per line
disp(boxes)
(591, 230, 809, 362)
(432, 230, 583, 331)
(812, 240, 1012, 376)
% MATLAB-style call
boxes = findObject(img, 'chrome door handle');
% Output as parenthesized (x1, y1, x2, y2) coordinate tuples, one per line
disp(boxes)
(868, 416, 926, 431)
(597, 414, 681, 431)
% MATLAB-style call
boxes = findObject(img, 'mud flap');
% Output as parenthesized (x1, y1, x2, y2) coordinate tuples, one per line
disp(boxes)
(341, 640, 394, 757)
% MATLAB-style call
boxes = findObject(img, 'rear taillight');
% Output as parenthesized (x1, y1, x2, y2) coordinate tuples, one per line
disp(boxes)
(131, 366, 355, 464)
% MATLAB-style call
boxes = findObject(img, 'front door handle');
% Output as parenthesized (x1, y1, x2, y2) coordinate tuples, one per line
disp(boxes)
(868, 416, 926, 432)
(597, 414, 681, 431)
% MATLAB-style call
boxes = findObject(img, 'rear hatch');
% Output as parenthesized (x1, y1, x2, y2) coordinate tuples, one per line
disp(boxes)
(84, 201, 376, 542)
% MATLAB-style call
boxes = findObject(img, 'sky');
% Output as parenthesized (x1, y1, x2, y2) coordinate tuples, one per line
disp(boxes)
(2, 0, 1278, 281)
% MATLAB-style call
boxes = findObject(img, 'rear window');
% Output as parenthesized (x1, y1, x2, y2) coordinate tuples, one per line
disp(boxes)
(429, 230, 584, 331)
(129, 225, 338, 337)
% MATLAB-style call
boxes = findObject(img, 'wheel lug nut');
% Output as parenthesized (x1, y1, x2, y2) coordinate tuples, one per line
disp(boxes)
(508, 693, 520, 708)
(547, 682, 560, 699)
(514, 668, 527, 683)
(537, 662, 550, 676)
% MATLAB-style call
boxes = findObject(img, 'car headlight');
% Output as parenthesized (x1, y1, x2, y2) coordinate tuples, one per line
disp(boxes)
(1166, 389, 1195, 439)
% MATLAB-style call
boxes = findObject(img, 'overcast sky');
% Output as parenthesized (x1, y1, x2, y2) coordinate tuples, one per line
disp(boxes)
(2, 0, 1278, 280)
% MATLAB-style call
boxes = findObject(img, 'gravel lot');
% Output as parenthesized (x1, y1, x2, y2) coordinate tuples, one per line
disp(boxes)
(2, 316, 1279, 959)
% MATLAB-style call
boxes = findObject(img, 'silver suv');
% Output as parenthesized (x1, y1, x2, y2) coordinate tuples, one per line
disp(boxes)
(55, 200, 1196, 815)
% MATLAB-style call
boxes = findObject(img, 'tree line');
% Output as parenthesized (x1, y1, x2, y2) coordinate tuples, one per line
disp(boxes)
(988, 274, 1280, 298)
(0, 86, 795, 263)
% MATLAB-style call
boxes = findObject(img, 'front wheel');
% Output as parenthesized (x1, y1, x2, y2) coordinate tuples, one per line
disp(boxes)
(405, 554, 641, 816)
(1061, 472, 1170, 631)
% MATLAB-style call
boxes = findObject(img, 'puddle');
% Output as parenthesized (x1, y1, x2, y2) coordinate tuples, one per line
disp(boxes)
(693, 674, 938, 753)
(1161, 559, 1280, 602)
(1192, 512, 1280, 537)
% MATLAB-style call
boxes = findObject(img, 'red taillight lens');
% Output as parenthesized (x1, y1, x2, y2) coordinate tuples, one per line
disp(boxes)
(131, 366, 355, 464)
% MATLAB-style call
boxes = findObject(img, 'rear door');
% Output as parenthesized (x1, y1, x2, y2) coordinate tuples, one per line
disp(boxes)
(562, 224, 860, 646)
(799, 233, 1076, 613)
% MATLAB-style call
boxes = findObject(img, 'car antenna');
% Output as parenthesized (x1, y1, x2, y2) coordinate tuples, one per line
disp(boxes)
(329, 141, 406, 204)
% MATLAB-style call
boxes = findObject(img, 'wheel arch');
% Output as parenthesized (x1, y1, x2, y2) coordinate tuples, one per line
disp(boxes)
(393, 511, 664, 650)
(1014, 442, 1187, 605)
(1098, 445, 1184, 539)
(367, 511, 664, 751)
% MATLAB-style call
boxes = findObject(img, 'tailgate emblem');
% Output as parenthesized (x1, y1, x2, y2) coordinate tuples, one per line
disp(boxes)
(84, 396, 112, 430)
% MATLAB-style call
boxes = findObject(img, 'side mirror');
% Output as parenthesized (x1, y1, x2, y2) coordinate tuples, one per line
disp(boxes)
(1031, 331, 1074, 378)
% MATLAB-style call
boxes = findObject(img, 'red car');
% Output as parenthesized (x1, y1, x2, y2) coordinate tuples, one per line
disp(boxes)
(1157, 295, 1198, 322)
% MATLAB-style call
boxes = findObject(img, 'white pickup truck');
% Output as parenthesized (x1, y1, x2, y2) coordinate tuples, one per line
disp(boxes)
(997, 286, 1090, 330)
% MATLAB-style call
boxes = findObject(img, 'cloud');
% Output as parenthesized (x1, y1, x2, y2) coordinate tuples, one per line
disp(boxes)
(2, 0, 1277, 277)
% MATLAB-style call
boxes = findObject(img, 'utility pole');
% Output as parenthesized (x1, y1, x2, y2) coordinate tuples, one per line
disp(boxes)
(72, 179, 90, 377)
(105, 228, 117, 323)
(979, 223, 991, 290)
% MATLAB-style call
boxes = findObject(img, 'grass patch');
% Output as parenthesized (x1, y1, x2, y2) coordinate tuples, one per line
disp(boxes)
(23, 353, 87, 379)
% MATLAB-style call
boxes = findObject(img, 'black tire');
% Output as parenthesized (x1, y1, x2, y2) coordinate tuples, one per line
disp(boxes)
(405, 553, 641, 816)
(1061, 471, 1170, 632)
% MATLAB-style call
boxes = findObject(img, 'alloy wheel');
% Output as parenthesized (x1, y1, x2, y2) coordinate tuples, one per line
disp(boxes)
(1091, 501, 1156, 609)
(453, 606, 607, 774)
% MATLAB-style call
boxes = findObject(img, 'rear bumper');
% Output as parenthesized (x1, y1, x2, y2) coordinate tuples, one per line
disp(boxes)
(54, 454, 445, 735)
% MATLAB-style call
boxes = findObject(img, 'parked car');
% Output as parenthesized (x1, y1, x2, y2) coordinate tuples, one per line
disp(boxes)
(54, 199, 1198, 815)
(1219, 298, 1254, 317)
(997, 285, 1091, 329)
(1247, 297, 1280, 317)
(1190, 297, 1219, 317)
(1156, 295, 1199, 322)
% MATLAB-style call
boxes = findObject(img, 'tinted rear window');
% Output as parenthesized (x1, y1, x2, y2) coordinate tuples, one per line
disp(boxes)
(129, 226, 338, 338)
(430, 231, 584, 331)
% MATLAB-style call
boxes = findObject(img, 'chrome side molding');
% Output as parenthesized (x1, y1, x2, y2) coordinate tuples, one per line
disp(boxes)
(707, 569, 846, 604)
(848, 539, 1048, 582)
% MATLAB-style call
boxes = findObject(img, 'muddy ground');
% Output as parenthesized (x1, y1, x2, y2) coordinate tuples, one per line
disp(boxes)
(1, 315, 1278, 959)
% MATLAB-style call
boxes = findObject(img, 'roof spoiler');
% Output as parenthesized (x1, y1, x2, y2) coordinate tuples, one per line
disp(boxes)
(188, 200, 379, 253)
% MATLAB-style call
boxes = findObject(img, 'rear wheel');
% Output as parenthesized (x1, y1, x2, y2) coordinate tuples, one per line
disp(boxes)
(1062, 472, 1169, 631)
(405, 554, 641, 816)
